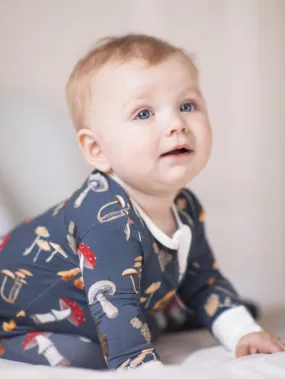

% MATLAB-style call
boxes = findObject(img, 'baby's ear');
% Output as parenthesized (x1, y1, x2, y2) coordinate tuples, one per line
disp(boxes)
(77, 128, 111, 173)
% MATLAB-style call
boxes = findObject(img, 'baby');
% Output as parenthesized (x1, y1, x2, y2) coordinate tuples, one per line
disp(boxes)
(0, 34, 284, 370)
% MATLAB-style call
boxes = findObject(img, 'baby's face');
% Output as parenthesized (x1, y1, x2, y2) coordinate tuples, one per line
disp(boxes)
(89, 55, 212, 194)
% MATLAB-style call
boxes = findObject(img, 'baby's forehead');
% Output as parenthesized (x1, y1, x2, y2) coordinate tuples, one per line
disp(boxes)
(92, 56, 199, 98)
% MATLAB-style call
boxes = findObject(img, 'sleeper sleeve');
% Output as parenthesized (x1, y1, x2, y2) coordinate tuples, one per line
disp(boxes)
(78, 223, 161, 370)
(178, 189, 262, 352)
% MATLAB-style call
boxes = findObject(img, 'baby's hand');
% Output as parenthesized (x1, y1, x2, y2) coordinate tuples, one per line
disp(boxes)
(236, 331, 285, 358)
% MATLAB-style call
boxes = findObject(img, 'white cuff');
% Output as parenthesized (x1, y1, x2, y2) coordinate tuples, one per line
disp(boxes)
(212, 305, 263, 353)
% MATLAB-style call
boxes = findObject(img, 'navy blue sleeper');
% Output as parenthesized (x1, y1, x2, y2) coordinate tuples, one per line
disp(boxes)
(0, 170, 241, 370)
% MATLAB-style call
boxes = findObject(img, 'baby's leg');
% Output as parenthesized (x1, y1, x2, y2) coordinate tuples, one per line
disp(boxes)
(0, 333, 107, 370)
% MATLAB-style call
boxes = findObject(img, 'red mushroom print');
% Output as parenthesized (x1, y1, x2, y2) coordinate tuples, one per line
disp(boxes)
(22, 331, 69, 367)
(78, 243, 96, 270)
(0, 344, 5, 356)
(31, 298, 85, 326)
(0, 232, 10, 252)
(59, 298, 85, 326)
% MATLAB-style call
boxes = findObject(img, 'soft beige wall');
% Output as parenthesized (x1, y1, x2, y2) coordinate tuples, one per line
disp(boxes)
(0, 0, 284, 309)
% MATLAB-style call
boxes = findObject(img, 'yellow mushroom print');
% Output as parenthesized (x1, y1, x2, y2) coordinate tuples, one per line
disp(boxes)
(74, 276, 84, 290)
(16, 310, 26, 318)
(33, 239, 50, 263)
(134, 256, 142, 277)
(23, 226, 50, 257)
(176, 198, 187, 211)
(57, 267, 81, 281)
(204, 294, 220, 317)
(0, 268, 33, 304)
(208, 277, 216, 286)
(117, 348, 157, 370)
(122, 269, 139, 294)
(97, 196, 130, 224)
(144, 282, 161, 308)
(46, 243, 68, 263)
(2, 319, 16, 332)
(199, 208, 205, 222)
(212, 261, 220, 270)
(151, 289, 176, 313)
(204, 294, 233, 317)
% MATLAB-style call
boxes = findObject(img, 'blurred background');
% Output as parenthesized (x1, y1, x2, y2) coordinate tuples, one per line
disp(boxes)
(0, 0, 284, 312)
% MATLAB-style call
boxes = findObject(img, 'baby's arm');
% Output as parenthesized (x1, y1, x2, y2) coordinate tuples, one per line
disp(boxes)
(78, 222, 161, 370)
(177, 189, 263, 353)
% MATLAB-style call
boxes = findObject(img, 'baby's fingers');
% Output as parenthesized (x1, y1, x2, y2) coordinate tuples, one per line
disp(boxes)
(258, 339, 284, 354)
(236, 344, 250, 358)
(276, 340, 285, 352)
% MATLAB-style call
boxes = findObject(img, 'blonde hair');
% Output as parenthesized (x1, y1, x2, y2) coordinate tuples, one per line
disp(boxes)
(66, 34, 198, 131)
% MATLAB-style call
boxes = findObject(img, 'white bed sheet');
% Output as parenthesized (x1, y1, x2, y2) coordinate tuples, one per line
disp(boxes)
(1, 326, 285, 379)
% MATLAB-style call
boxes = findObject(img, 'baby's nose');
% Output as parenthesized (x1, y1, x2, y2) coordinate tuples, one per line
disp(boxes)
(166, 116, 188, 136)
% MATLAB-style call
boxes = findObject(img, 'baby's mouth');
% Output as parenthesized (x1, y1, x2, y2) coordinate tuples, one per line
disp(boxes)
(160, 147, 193, 158)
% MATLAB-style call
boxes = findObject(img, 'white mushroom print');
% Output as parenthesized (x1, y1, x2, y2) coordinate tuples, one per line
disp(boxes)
(67, 221, 77, 255)
(122, 269, 138, 294)
(88, 280, 118, 319)
(0, 268, 33, 304)
(79, 336, 92, 343)
(31, 298, 85, 326)
(97, 195, 130, 224)
(130, 313, 151, 343)
(46, 242, 68, 262)
(78, 243, 96, 271)
(74, 172, 109, 208)
(22, 332, 70, 367)
(124, 217, 134, 240)
(23, 226, 50, 257)
(204, 294, 234, 317)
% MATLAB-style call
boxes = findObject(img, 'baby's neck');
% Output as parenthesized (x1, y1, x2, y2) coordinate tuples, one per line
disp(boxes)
(111, 175, 178, 237)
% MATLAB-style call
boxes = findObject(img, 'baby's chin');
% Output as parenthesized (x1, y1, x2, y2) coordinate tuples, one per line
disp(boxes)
(159, 164, 199, 187)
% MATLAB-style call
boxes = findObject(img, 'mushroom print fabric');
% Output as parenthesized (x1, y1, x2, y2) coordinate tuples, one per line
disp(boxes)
(0, 170, 241, 370)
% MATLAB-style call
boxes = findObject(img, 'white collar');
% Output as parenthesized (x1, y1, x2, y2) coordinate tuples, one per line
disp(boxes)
(131, 199, 192, 281)
(131, 198, 181, 249)
(109, 173, 192, 280)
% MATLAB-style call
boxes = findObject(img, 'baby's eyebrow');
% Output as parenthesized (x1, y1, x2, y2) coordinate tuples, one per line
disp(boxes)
(180, 87, 202, 98)
(122, 90, 152, 111)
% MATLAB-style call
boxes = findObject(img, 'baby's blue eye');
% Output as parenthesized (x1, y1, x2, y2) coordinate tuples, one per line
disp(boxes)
(180, 103, 195, 112)
(136, 109, 153, 120)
